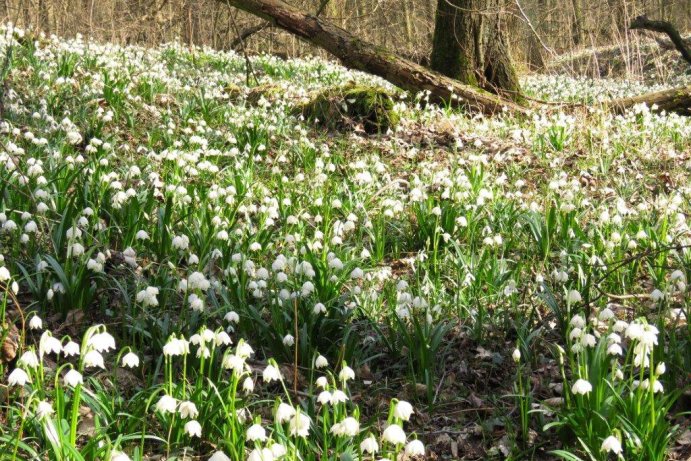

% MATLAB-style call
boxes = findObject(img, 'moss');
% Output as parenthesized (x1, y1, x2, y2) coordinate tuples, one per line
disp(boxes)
(295, 83, 400, 133)
(223, 83, 243, 101)
(246, 83, 284, 106)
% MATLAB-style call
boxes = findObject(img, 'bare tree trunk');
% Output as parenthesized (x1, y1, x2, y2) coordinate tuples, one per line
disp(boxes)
(220, 0, 527, 115)
(429, 0, 522, 101)
(571, 0, 583, 46)
(0, 0, 9, 22)
(39, 0, 51, 31)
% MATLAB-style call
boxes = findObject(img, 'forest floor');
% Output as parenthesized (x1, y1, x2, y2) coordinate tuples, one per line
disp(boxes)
(0, 25, 689, 461)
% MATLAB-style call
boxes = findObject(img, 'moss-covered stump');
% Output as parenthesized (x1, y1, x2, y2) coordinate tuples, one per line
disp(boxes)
(246, 83, 285, 106)
(223, 83, 243, 101)
(295, 84, 400, 133)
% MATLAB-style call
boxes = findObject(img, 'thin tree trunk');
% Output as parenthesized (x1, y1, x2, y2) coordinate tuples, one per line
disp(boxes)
(220, 0, 527, 115)
(571, 0, 583, 46)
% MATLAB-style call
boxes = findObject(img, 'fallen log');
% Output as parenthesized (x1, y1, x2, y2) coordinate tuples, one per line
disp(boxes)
(630, 15, 691, 65)
(221, 0, 528, 115)
(609, 84, 691, 116)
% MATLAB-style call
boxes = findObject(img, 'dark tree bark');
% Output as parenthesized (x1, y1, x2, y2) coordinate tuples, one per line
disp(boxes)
(630, 15, 691, 65)
(220, 0, 527, 115)
(430, 0, 522, 101)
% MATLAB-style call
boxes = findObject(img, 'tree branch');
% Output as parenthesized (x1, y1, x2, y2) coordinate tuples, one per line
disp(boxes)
(630, 15, 691, 65)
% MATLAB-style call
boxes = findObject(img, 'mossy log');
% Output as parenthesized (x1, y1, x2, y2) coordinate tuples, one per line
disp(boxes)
(221, 0, 528, 116)
(295, 84, 400, 133)
(609, 84, 691, 116)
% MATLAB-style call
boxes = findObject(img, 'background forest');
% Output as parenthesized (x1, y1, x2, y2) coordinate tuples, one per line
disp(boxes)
(2, 0, 691, 75)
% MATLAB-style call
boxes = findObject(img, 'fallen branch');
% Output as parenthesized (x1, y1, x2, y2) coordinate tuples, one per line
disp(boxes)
(609, 84, 691, 115)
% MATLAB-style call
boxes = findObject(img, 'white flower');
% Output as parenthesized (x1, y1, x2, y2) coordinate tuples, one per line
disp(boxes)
(569, 314, 585, 329)
(351, 268, 364, 279)
(247, 448, 274, 461)
(571, 379, 592, 395)
(155, 395, 177, 414)
(224, 311, 240, 323)
(135, 230, 149, 240)
(288, 412, 311, 437)
(84, 350, 105, 369)
(580, 334, 596, 348)
(178, 401, 199, 419)
(63, 341, 80, 357)
(607, 343, 623, 356)
(650, 289, 664, 302)
(275, 403, 296, 423)
(215, 331, 232, 346)
(655, 362, 666, 376)
(317, 391, 332, 405)
(243, 377, 254, 393)
(315, 376, 328, 388)
(269, 443, 286, 458)
(405, 439, 425, 456)
(18, 351, 40, 369)
(110, 450, 132, 461)
(330, 389, 348, 404)
(512, 348, 521, 363)
(208, 452, 231, 461)
(29, 315, 43, 330)
(601, 435, 622, 454)
(315, 355, 329, 368)
(184, 420, 202, 437)
(188, 294, 204, 312)
(222, 354, 246, 375)
(263, 364, 283, 383)
(136, 286, 159, 307)
(246, 423, 267, 442)
(598, 308, 615, 321)
(360, 435, 379, 454)
(567, 290, 582, 304)
(8, 368, 31, 386)
(63, 369, 83, 387)
(36, 400, 54, 419)
(121, 352, 140, 368)
(393, 400, 414, 421)
(382, 423, 406, 445)
(163, 337, 189, 356)
(331, 416, 360, 437)
(338, 365, 355, 382)
(282, 334, 294, 347)
(0, 266, 10, 282)
(188, 271, 210, 291)
(39, 332, 62, 357)
(89, 331, 116, 352)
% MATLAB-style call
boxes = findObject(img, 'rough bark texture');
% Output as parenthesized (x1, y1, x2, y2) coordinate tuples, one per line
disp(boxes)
(430, 0, 522, 100)
(222, 0, 527, 115)
(609, 85, 691, 115)
(630, 15, 691, 65)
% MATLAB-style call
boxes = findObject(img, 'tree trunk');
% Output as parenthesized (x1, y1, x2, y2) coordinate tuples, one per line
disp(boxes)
(221, 0, 527, 115)
(430, 0, 522, 101)
(609, 84, 691, 115)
